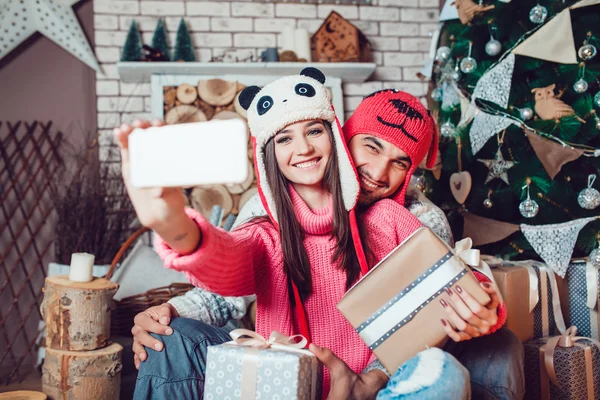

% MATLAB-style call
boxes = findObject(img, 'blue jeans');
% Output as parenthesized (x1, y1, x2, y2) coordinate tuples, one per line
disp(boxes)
(378, 327, 525, 400)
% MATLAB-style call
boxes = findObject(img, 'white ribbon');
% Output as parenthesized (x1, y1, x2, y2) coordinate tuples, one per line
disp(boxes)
(229, 329, 307, 350)
(453, 238, 504, 304)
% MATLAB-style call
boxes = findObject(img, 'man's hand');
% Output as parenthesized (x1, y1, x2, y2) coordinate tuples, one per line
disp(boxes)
(440, 282, 500, 342)
(309, 344, 388, 400)
(131, 302, 179, 370)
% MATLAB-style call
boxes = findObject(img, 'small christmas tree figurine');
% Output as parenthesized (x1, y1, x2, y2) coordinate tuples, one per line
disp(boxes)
(174, 19, 196, 62)
(151, 18, 170, 61)
(120, 20, 143, 61)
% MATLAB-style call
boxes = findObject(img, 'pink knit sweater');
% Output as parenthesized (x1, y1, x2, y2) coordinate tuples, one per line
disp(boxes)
(155, 191, 505, 395)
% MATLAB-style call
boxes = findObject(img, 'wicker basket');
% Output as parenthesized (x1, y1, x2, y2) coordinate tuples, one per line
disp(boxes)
(106, 226, 194, 337)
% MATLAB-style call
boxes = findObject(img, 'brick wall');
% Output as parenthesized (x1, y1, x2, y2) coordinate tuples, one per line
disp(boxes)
(93, 0, 438, 142)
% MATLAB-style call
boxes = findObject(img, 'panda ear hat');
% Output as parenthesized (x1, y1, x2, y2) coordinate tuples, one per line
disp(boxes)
(242, 68, 360, 226)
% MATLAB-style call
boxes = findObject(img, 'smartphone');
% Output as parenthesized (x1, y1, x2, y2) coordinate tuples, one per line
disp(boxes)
(128, 119, 249, 188)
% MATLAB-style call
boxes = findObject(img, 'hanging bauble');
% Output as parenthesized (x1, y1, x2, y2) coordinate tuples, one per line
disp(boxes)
(596, 116, 600, 131)
(590, 245, 600, 268)
(483, 198, 493, 208)
(485, 39, 502, 57)
(519, 107, 534, 121)
(573, 78, 589, 94)
(460, 57, 477, 74)
(594, 91, 600, 108)
(431, 87, 443, 102)
(451, 66, 461, 81)
(578, 44, 597, 61)
(415, 175, 427, 192)
(435, 46, 452, 63)
(440, 121, 457, 137)
(529, 4, 548, 24)
(519, 198, 539, 218)
(578, 174, 600, 210)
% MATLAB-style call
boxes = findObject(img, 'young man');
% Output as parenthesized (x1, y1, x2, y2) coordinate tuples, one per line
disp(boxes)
(131, 90, 523, 399)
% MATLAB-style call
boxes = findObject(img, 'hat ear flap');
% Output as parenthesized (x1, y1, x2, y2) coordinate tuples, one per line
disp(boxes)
(300, 67, 326, 84)
(239, 86, 261, 110)
(426, 121, 439, 169)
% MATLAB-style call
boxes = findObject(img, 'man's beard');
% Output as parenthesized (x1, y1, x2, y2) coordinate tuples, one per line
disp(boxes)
(358, 190, 383, 207)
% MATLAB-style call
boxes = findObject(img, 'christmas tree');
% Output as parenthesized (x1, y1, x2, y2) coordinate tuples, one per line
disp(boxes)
(151, 18, 171, 61)
(173, 19, 196, 62)
(120, 20, 143, 62)
(426, 0, 600, 275)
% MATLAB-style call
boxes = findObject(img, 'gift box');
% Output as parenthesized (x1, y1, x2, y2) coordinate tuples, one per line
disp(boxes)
(337, 227, 491, 374)
(204, 329, 322, 400)
(555, 259, 600, 340)
(488, 259, 567, 342)
(524, 327, 600, 400)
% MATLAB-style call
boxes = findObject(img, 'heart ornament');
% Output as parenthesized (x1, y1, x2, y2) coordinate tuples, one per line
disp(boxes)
(450, 171, 472, 204)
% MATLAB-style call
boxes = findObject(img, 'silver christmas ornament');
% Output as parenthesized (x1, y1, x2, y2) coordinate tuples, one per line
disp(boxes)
(578, 174, 600, 210)
(529, 4, 548, 24)
(415, 176, 427, 192)
(460, 57, 478, 74)
(594, 91, 600, 108)
(519, 183, 539, 218)
(590, 246, 600, 268)
(596, 117, 600, 131)
(478, 149, 517, 185)
(578, 44, 597, 61)
(573, 78, 589, 94)
(436, 46, 452, 63)
(485, 39, 502, 57)
(483, 198, 493, 208)
(519, 107, 534, 121)
(431, 87, 443, 102)
(440, 121, 457, 137)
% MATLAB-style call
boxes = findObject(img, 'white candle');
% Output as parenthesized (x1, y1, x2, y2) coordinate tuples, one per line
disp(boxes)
(69, 253, 95, 282)
(281, 26, 296, 53)
(294, 28, 311, 62)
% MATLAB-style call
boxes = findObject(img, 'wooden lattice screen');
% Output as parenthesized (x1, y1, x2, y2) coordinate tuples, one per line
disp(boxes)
(0, 121, 63, 384)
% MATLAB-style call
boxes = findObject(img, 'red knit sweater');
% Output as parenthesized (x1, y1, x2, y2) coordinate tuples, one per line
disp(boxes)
(155, 192, 506, 396)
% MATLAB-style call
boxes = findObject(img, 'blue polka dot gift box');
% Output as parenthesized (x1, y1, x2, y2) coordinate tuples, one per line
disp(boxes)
(337, 227, 493, 375)
(555, 259, 600, 341)
(204, 329, 322, 400)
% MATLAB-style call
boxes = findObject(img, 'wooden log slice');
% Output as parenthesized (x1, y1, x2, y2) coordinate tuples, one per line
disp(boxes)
(42, 343, 123, 400)
(165, 105, 207, 125)
(176, 83, 198, 104)
(225, 161, 254, 194)
(239, 186, 258, 211)
(164, 87, 177, 107)
(234, 91, 248, 119)
(0, 391, 47, 400)
(190, 185, 233, 219)
(212, 110, 244, 121)
(198, 79, 238, 106)
(41, 276, 119, 351)
(193, 98, 215, 120)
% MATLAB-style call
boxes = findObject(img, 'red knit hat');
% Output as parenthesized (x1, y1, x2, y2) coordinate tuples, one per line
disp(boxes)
(343, 89, 438, 205)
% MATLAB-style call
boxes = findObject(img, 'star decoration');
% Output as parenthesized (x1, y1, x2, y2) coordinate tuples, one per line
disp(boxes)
(477, 148, 517, 184)
(0, 0, 100, 71)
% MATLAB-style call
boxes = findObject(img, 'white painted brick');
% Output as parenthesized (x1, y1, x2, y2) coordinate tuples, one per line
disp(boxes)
(99, 145, 121, 163)
(372, 66, 402, 81)
(213, 48, 256, 62)
(211, 17, 253, 32)
(232, 2, 274, 17)
(350, 20, 378, 36)
(372, 51, 383, 65)
(120, 16, 157, 31)
(195, 48, 213, 62)
(94, 1, 139, 15)
(401, 37, 432, 52)
(343, 82, 383, 96)
(379, 0, 419, 6)
(234, 33, 276, 48)
(97, 113, 121, 129)
(420, 23, 439, 37)
(344, 96, 363, 112)
(96, 81, 119, 96)
(401, 8, 439, 22)
(98, 130, 116, 147)
(359, 6, 399, 21)
(383, 81, 427, 97)
(402, 67, 425, 81)
(121, 16, 210, 32)
(420, 0, 440, 7)
(95, 31, 126, 47)
(191, 33, 232, 47)
(345, 111, 353, 122)
(120, 83, 152, 96)
(121, 113, 154, 124)
(97, 64, 119, 80)
(94, 15, 118, 30)
(297, 19, 323, 34)
(254, 18, 296, 33)
(141, 1, 185, 16)
(276, 4, 317, 18)
(96, 47, 121, 63)
(384, 52, 425, 66)
(98, 97, 144, 113)
(380, 22, 419, 36)
(318, 5, 358, 19)
(144, 98, 153, 113)
(186, 2, 230, 17)
(370, 37, 400, 51)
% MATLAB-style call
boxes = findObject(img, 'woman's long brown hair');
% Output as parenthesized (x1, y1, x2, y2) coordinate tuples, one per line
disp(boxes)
(262, 121, 370, 304)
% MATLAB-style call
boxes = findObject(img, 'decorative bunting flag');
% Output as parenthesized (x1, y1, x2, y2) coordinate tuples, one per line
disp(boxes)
(512, 8, 577, 64)
(458, 92, 478, 128)
(570, 0, 600, 9)
(462, 213, 520, 246)
(521, 217, 598, 277)
(470, 112, 515, 155)
(439, 0, 458, 21)
(525, 129, 584, 179)
(473, 53, 515, 108)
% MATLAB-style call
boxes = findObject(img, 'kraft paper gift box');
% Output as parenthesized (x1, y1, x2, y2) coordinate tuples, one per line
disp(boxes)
(555, 259, 600, 340)
(487, 259, 567, 342)
(203, 329, 322, 400)
(337, 227, 492, 374)
(524, 327, 600, 400)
